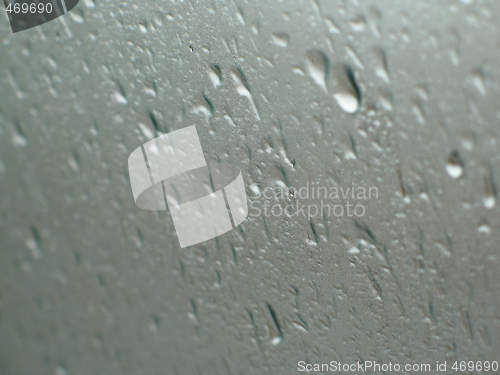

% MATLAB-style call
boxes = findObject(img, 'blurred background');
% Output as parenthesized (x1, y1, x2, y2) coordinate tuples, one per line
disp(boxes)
(0, 0, 499, 374)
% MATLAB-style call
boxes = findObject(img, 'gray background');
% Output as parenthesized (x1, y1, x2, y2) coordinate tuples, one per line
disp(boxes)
(0, 0, 499, 374)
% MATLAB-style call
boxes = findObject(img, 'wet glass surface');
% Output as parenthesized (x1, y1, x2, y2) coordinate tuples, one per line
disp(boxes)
(0, 0, 499, 374)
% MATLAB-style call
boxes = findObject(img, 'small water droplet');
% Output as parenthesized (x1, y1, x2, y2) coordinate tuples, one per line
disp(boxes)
(349, 14, 367, 32)
(412, 100, 425, 124)
(373, 48, 390, 83)
(138, 22, 147, 33)
(378, 90, 393, 111)
(348, 246, 360, 254)
(138, 123, 155, 140)
(345, 45, 365, 70)
(271, 32, 289, 47)
(68, 150, 80, 172)
(292, 66, 305, 75)
(250, 22, 259, 34)
(324, 17, 340, 34)
(478, 224, 490, 234)
(191, 93, 212, 120)
(68, 8, 85, 23)
(12, 120, 27, 147)
(26, 227, 42, 260)
(470, 69, 486, 95)
(113, 82, 128, 104)
(235, 8, 245, 25)
(367, 6, 382, 37)
(483, 195, 496, 209)
(249, 184, 261, 196)
(271, 336, 283, 346)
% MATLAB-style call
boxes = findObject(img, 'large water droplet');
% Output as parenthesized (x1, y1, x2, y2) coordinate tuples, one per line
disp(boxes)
(305, 49, 329, 92)
(208, 65, 221, 87)
(332, 64, 360, 113)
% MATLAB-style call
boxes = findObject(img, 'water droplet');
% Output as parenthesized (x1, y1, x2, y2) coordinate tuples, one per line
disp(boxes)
(345, 45, 365, 70)
(324, 17, 340, 34)
(292, 66, 305, 76)
(482, 164, 496, 208)
(415, 85, 429, 101)
(138, 123, 155, 140)
(208, 65, 221, 87)
(113, 91, 127, 104)
(271, 32, 289, 47)
(378, 90, 393, 111)
(470, 69, 486, 95)
(271, 336, 283, 346)
(265, 303, 283, 345)
(478, 224, 490, 234)
(149, 314, 160, 332)
(68, 8, 85, 23)
(348, 246, 360, 254)
(6, 69, 25, 100)
(446, 151, 464, 179)
(367, 6, 382, 37)
(112, 82, 128, 104)
(12, 120, 27, 147)
(305, 49, 329, 92)
(250, 22, 259, 34)
(332, 64, 361, 113)
(373, 48, 390, 83)
(235, 8, 245, 25)
(231, 69, 260, 120)
(483, 195, 496, 209)
(143, 81, 157, 97)
(412, 100, 425, 124)
(68, 150, 80, 172)
(191, 93, 212, 120)
(26, 227, 42, 260)
(82, 60, 90, 73)
(45, 55, 58, 69)
(249, 184, 261, 196)
(349, 14, 367, 32)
